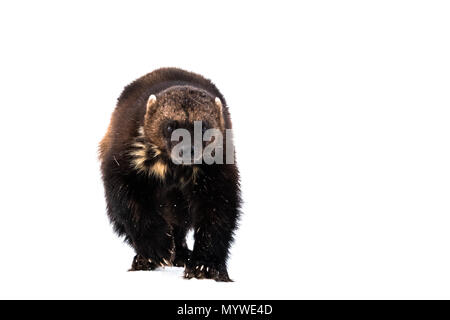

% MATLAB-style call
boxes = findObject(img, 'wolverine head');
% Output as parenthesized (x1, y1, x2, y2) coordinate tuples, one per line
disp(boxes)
(143, 86, 225, 164)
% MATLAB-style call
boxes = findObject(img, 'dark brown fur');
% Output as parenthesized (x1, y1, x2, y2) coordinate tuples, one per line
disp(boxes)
(99, 68, 241, 281)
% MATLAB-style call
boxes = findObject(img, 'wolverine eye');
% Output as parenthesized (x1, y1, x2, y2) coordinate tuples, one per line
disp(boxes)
(164, 121, 177, 137)
(202, 122, 209, 134)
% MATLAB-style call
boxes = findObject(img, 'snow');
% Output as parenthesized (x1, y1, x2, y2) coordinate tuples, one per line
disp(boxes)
(1, 1, 450, 299)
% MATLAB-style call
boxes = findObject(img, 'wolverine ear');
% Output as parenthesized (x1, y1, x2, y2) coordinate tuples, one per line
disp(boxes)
(215, 97, 223, 112)
(146, 94, 157, 112)
(215, 97, 225, 129)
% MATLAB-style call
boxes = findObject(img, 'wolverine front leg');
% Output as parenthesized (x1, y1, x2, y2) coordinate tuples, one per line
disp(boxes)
(184, 166, 240, 281)
(184, 221, 234, 281)
(128, 215, 175, 271)
(103, 174, 175, 271)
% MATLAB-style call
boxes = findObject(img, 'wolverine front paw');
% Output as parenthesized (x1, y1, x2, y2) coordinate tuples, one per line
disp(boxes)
(129, 254, 156, 271)
(129, 250, 175, 271)
(130, 232, 175, 271)
(184, 262, 232, 282)
(150, 231, 176, 267)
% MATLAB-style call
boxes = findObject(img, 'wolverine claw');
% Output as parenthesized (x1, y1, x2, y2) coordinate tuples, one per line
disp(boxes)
(130, 254, 156, 271)
(162, 258, 172, 266)
(184, 263, 232, 282)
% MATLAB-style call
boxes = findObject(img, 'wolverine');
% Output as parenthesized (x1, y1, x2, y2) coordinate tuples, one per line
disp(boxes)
(99, 68, 241, 281)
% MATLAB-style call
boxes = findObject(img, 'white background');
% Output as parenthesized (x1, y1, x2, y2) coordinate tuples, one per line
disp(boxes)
(0, 1, 449, 299)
